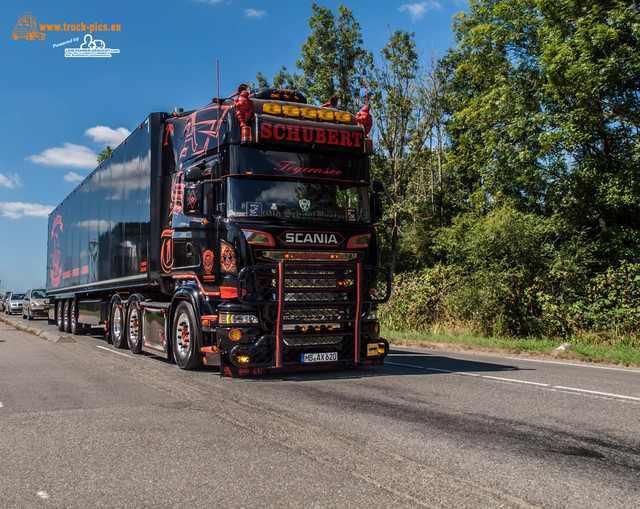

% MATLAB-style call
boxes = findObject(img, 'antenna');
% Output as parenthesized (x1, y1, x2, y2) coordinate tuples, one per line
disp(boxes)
(217, 59, 220, 154)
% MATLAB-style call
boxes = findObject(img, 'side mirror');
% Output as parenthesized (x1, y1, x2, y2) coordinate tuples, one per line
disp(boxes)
(184, 165, 204, 182)
(370, 194, 383, 224)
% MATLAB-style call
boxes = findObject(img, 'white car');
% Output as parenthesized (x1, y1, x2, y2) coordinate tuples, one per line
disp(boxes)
(5, 293, 25, 315)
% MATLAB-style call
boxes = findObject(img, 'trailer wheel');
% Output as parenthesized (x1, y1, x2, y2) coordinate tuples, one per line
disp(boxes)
(63, 300, 71, 333)
(56, 301, 64, 331)
(70, 300, 82, 335)
(110, 301, 127, 349)
(172, 301, 202, 370)
(126, 300, 143, 354)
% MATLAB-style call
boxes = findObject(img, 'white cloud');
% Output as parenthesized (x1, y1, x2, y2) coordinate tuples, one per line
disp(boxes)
(75, 219, 113, 231)
(0, 202, 54, 219)
(64, 171, 85, 183)
(193, 0, 223, 4)
(0, 172, 23, 189)
(398, 1, 442, 21)
(244, 8, 267, 19)
(28, 143, 97, 169)
(84, 125, 130, 147)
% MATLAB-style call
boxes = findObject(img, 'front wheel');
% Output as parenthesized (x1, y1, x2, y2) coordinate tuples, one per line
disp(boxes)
(110, 301, 126, 349)
(172, 301, 202, 370)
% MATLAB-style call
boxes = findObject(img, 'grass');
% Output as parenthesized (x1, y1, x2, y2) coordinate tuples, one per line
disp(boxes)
(383, 329, 640, 367)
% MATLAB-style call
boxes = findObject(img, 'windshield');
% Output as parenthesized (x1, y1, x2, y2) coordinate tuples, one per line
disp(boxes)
(32, 290, 46, 298)
(227, 177, 370, 223)
(11, 294, 25, 300)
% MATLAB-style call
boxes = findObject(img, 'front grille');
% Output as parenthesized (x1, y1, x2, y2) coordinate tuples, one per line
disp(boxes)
(238, 262, 390, 366)
(239, 263, 357, 353)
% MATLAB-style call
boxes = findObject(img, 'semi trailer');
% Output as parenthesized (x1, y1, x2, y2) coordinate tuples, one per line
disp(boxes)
(46, 85, 390, 376)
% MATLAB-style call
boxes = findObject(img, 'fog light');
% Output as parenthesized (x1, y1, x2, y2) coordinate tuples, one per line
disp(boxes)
(377, 344, 386, 356)
(237, 355, 250, 364)
(229, 329, 242, 341)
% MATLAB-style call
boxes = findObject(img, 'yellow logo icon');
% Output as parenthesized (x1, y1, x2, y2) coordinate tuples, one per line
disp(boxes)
(12, 12, 46, 41)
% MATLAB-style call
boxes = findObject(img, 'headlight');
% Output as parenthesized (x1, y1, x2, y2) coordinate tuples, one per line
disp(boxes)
(219, 312, 259, 325)
(365, 309, 379, 320)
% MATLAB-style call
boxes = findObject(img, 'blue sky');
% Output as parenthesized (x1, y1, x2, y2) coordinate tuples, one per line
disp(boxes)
(0, 0, 467, 293)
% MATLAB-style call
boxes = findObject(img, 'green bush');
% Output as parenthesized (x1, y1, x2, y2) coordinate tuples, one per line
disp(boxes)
(381, 204, 640, 342)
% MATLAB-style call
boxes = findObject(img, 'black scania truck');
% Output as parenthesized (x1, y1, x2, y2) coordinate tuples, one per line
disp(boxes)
(46, 86, 390, 376)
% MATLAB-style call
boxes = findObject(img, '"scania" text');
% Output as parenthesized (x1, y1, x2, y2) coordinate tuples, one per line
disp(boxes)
(284, 232, 340, 245)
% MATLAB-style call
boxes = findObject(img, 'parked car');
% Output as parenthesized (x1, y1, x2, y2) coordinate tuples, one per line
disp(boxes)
(22, 289, 48, 320)
(5, 293, 25, 315)
(0, 292, 10, 312)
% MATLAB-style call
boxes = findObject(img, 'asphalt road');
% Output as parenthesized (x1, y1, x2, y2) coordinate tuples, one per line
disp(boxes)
(1, 314, 639, 508)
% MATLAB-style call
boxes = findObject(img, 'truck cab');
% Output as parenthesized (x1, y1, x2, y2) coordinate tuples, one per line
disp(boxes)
(162, 88, 390, 375)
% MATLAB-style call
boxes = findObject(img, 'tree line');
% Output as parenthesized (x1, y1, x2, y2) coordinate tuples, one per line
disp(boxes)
(257, 1, 640, 342)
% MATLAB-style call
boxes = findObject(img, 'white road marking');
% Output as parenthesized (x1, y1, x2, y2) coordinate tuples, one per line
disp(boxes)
(386, 362, 481, 377)
(385, 361, 639, 403)
(483, 375, 550, 387)
(553, 385, 640, 402)
(391, 344, 640, 373)
(36, 490, 49, 500)
(95, 345, 132, 358)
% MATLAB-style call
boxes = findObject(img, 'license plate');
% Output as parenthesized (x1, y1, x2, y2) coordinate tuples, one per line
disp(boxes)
(301, 352, 338, 363)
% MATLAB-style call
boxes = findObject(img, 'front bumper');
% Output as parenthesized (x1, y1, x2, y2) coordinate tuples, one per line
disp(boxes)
(218, 332, 389, 377)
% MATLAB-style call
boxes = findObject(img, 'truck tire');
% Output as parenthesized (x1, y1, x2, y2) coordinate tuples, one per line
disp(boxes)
(126, 300, 143, 354)
(110, 301, 127, 349)
(63, 300, 71, 333)
(172, 301, 202, 370)
(70, 300, 82, 335)
(56, 301, 64, 331)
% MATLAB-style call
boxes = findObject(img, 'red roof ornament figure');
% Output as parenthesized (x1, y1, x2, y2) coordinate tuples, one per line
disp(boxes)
(356, 105, 372, 136)
(233, 85, 254, 142)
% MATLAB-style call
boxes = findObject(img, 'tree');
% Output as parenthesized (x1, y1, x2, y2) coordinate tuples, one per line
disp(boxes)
(442, 0, 640, 265)
(257, 4, 373, 112)
(372, 31, 445, 274)
(97, 146, 112, 164)
(442, 0, 552, 215)
(297, 3, 373, 112)
(537, 0, 640, 263)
